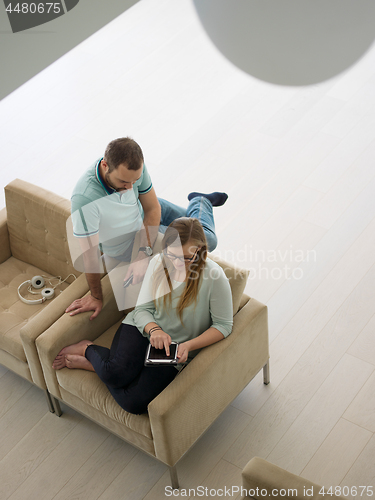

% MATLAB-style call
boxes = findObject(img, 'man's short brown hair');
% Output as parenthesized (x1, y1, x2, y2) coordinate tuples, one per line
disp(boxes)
(104, 137, 144, 172)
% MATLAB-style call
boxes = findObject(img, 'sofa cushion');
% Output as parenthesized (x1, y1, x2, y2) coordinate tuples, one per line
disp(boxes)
(0, 257, 68, 362)
(56, 323, 152, 440)
(5, 179, 78, 280)
(208, 254, 250, 314)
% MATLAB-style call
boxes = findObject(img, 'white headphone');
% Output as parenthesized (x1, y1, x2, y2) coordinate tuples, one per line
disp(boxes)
(18, 274, 76, 305)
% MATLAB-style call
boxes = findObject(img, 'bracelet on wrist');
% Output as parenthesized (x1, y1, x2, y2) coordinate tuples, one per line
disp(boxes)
(149, 328, 161, 334)
(148, 326, 162, 335)
(148, 325, 160, 331)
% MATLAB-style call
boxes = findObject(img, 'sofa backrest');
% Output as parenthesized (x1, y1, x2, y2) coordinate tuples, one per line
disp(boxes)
(5, 179, 79, 281)
(208, 253, 249, 314)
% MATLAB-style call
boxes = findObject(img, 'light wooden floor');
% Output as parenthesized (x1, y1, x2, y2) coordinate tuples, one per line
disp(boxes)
(0, 0, 374, 498)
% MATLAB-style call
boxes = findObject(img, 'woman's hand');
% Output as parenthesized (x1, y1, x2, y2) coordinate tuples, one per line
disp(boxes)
(177, 342, 190, 364)
(149, 329, 172, 355)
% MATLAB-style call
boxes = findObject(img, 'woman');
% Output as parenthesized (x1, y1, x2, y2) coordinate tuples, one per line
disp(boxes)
(52, 218, 233, 414)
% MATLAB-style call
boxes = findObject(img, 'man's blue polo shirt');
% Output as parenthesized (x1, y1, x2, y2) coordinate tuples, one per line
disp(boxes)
(71, 158, 153, 258)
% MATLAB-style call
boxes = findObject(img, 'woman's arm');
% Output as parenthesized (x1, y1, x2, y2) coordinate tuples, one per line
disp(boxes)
(144, 321, 172, 355)
(131, 255, 160, 330)
(177, 264, 233, 363)
(177, 327, 224, 363)
(132, 255, 174, 353)
(208, 266, 233, 338)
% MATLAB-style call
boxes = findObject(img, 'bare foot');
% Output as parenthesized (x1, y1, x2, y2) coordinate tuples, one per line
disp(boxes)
(65, 354, 95, 371)
(52, 354, 67, 370)
(53, 339, 93, 362)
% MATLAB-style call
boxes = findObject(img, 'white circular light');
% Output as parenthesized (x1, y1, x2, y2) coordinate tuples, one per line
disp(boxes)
(192, 0, 375, 85)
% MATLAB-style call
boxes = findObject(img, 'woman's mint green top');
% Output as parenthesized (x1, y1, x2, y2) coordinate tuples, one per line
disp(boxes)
(123, 255, 233, 365)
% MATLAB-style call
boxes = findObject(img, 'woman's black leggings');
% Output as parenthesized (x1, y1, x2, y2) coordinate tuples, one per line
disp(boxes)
(85, 323, 178, 414)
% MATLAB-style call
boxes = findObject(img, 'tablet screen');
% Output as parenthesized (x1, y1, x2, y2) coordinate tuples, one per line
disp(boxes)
(146, 343, 178, 364)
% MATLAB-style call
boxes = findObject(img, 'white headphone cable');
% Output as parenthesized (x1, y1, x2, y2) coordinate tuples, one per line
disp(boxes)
(26, 273, 77, 295)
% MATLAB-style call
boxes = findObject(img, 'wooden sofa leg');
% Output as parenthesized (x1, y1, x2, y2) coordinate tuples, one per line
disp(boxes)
(169, 465, 179, 489)
(51, 396, 63, 417)
(263, 360, 270, 385)
(44, 390, 55, 413)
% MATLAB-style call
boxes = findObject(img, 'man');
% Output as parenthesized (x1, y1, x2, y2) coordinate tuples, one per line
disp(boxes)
(66, 137, 227, 319)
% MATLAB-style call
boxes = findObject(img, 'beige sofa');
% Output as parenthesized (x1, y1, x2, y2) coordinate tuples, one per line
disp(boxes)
(0, 180, 89, 411)
(241, 458, 346, 500)
(36, 255, 270, 488)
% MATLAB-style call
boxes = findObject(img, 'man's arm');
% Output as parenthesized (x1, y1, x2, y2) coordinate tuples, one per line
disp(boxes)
(138, 187, 161, 248)
(65, 233, 104, 320)
(125, 188, 161, 284)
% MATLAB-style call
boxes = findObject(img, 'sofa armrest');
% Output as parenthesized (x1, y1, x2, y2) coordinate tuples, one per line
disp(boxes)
(148, 297, 269, 467)
(19, 272, 91, 389)
(36, 274, 124, 398)
(0, 208, 11, 264)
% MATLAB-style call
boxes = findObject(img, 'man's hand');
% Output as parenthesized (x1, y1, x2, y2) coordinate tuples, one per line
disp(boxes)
(65, 295, 102, 321)
(177, 342, 190, 364)
(124, 254, 149, 286)
(149, 329, 172, 355)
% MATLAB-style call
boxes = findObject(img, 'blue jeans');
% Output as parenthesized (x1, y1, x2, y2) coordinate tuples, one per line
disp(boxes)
(158, 196, 217, 251)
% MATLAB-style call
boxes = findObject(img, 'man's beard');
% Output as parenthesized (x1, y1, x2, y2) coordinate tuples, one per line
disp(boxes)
(105, 172, 127, 192)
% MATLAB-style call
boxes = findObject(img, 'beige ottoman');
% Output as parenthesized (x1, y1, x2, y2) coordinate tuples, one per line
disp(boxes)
(241, 458, 346, 500)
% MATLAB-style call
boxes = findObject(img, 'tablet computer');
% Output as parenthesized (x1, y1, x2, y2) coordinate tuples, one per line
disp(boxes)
(144, 342, 179, 366)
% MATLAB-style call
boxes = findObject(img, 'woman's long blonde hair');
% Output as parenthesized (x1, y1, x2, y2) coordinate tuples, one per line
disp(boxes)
(152, 217, 207, 322)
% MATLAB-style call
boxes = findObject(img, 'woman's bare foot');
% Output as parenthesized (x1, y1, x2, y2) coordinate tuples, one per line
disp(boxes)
(52, 354, 67, 370)
(65, 355, 95, 371)
(52, 340, 93, 368)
